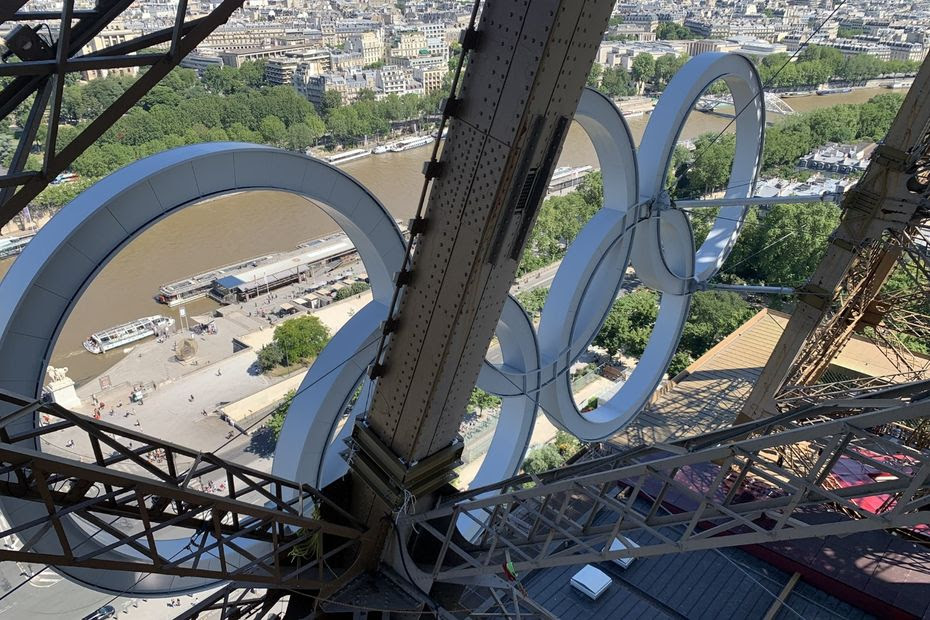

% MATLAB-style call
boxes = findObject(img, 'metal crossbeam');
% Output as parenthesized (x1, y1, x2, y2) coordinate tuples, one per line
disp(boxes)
(0, 391, 368, 589)
(0, 0, 246, 228)
(402, 385, 930, 582)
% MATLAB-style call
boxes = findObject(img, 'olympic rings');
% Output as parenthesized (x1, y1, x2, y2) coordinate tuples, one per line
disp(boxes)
(533, 53, 763, 440)
(0, 52, 766, 593)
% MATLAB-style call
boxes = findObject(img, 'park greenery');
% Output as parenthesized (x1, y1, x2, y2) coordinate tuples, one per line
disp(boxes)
(670, 92, 905, 198)
(515, 93, 902, 288)
(334, 281, 372, 300)
(586, 45, 917, 98)
(755, 45, 919, 89)
(656, 23, 697, 40)
(523, 431, 583, 476)
(3, 41, 912, 228)
(591, 289, 754, 371)
(468, 387, 502, 414)
(266, 389, 296, 440)
(257, 315, 331, 371)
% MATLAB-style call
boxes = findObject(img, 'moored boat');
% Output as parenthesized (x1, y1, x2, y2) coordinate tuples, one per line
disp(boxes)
(389, 135, 434, 152)
(323, 148, 371, 165)
(816, 87, 853, 95)
(83, 315, 175, 354)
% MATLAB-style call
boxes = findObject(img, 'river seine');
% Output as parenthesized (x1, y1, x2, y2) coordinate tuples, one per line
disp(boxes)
(0, 87, 896, 383)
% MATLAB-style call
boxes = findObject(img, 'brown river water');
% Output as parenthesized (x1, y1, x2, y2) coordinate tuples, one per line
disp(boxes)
(0, 88, 893, 384)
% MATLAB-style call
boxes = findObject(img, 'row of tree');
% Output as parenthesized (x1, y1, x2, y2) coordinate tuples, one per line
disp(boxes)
(587, 53, 689, 94)
(672, 92, 905, 199)
(8, 60, 448, 217)
(757, 45, 920, 89)
(586, 45, 917, 100)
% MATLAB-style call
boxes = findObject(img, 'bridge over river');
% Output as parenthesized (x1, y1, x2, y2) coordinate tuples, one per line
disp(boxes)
(697, 91, 796, 116)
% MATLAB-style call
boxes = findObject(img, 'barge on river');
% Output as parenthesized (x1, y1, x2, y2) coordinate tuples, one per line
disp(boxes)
(83, 315, 175, 354)
(157, 254, 276, 306)
(323, 148, 371, 165)
(209, 234, 358, 303)
(389, 135, 433, 152)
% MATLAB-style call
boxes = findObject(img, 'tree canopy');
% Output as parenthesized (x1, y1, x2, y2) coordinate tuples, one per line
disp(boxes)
(655, 23, 696, 40)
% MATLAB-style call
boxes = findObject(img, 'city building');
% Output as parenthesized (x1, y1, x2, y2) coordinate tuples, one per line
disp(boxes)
(179, 51, 225, 75)
(888, 40, 926, 62)
(303, 70, 377, 105)
(414, 64, 448, 94)
(797, 141, 877, 175)
(345, 31, 384, 66)
(81, 28, 144, 79)
(264, 49, 331, 85)
(829, 38, 892, 61)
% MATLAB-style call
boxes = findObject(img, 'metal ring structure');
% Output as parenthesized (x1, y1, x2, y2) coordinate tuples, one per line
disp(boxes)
(534, 53, 763, 441)
(0, 143, 407, 595)
(0, 52, 767, 592)
(632, 51, 765, 291)
(534, 87, 651, 440)
(281, 292, 541, 495)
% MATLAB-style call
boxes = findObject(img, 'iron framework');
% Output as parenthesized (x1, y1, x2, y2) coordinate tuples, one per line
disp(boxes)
(0, 0, 246, 228)
(401, 381, 930, 583)
(0, 390, 368, 589)
(740, 53, 930, 421)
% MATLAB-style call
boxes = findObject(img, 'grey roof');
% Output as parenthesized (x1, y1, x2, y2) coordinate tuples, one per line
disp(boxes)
(521, 512, 875, 620)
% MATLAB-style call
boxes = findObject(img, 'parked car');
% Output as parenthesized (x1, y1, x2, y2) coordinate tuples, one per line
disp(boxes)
(82, 605, 116, 620)
(570, 564, 612, 600)
(606, 536, 640, 569)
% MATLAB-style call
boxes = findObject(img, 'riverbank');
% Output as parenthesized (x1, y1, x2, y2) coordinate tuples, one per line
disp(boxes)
(0, 85, 897, 382)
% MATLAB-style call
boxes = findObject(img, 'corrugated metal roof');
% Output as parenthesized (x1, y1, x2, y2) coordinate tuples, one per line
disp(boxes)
(520, 505, 875, 619)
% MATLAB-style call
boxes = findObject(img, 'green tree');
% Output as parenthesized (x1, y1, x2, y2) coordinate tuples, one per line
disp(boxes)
(272, 315, 331, 365)
(857, 93, 905, 140)
(239, 60, 268, 89)
(684, 134, 735, 196)
(334, 281, 371, 300)
(554, 430, 581, 459)
(724, 203, 840, 285)
(523, 444, 565, 475)
(668, 351, 693, 377)
(259, 115, 288, 146)
(265, 389, 296, 439)
(655, 23, 695, 40)
(653, 54, 689, 88)
(600, 67, 636, 97)
(679, 291, 753, 357)
(630, 53, 655, 85)
(320, 90, 343, 117)
(287, 122, 317, 152)
(587, 63, 603, 88)
(516, 287, 549, 319)
(594, 289, 659, 357)
(257, 341, 286, 371)
(201, 65, 246, 95)
(468, 388, 501, 414)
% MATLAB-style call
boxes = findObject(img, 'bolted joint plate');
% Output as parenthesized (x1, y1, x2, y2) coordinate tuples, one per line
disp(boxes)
(347, 420, 463, 509)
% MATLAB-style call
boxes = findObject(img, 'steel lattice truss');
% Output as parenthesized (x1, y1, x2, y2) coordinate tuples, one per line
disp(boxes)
(400, 381, 930, 583)
(0, 390, 368, 589)
(741, 54, 930, 420)
(0, 0, 246, 227)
